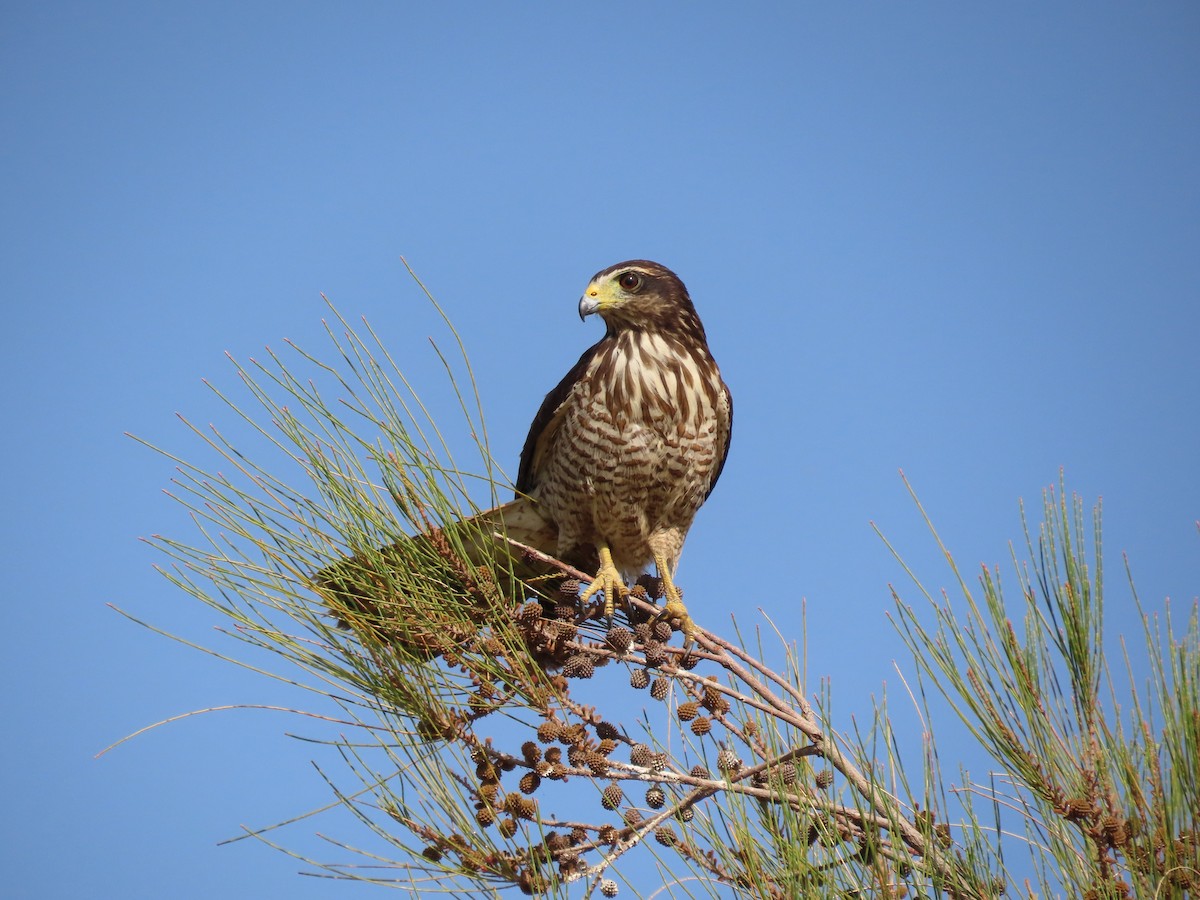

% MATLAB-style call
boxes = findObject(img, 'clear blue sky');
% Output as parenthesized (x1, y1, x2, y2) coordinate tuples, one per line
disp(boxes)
(3, 3, 1197, 897)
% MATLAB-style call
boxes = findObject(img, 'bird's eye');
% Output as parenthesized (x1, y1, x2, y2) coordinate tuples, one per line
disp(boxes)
(618, 272, 642, 291)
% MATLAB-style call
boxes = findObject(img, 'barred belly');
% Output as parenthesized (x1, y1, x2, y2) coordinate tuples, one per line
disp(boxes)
(536, 331, 727, 576)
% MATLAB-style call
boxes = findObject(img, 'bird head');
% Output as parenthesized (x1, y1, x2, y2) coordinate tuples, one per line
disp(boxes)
(577, 260, 705, 339)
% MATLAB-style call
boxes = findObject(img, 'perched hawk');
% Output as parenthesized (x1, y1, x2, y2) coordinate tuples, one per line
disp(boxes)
(321, 260, 731, 646)
(499, 260, 733, 640)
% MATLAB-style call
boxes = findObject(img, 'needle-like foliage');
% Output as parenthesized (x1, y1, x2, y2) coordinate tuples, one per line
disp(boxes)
(887, 476, 1200, 898)
(121, 279, 1197, 899)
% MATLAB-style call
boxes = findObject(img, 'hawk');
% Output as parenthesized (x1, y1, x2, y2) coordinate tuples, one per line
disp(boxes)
(321, 260, 731, 646)
(499, 260, 733, 641)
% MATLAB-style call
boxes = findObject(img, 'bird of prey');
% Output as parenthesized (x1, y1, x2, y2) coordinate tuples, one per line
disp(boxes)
(320, 260, 731, 647)
(499, 259, 733, 641)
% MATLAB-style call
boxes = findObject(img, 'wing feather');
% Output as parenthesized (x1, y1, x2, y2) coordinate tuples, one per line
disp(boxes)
(705, 377, 734, 500)
(515, 340, 604, 495)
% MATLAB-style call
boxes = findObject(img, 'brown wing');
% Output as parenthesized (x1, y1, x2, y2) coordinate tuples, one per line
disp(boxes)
(705, 376, 734, 501)
(515, 340, 604, 496)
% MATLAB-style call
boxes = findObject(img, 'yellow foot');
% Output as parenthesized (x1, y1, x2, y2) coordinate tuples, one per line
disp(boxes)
(652, 556, 697, 647)
(579, 545, 630, 625)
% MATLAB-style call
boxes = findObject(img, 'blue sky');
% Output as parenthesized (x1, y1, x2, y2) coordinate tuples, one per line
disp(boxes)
(3, 2, 1198, 897)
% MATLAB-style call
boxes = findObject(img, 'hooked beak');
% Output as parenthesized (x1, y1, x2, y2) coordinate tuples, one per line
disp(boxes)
(578, 289, 601, 321)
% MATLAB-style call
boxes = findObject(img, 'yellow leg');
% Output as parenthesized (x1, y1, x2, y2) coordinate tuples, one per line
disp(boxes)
(579, 544, 629, 624)
(653, 554, 696, 646)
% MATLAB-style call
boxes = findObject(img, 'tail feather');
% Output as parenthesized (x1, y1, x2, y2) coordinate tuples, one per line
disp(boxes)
(461, 496, 561, 567)
(311, 497, 587, 654)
